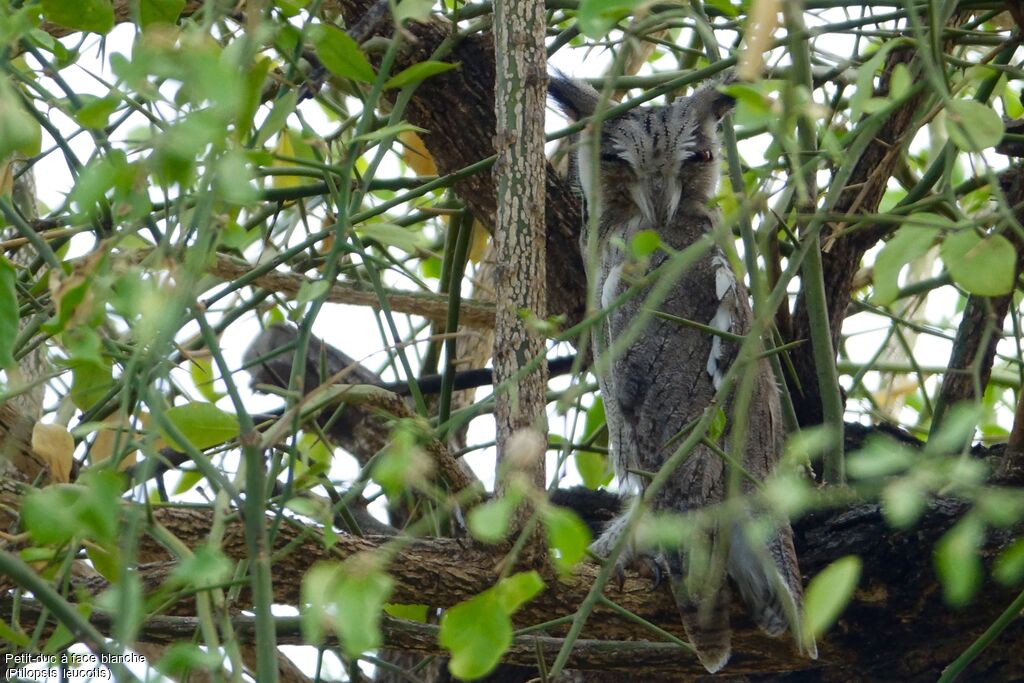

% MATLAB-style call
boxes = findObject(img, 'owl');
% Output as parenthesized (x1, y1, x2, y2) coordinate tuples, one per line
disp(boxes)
(548, 73, 816, 672)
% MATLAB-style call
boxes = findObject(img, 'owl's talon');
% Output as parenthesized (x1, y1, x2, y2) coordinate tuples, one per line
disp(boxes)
(645, 557, 663, 591)
(631, 553, 665, 591)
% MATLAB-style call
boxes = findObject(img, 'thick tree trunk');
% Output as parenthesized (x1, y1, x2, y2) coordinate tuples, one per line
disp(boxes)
(492, 0, 549, 504)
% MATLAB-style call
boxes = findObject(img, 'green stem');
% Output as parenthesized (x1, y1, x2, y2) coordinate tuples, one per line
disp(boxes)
(195, 312, 278, 683)
(937, 587, 1024, 683)
(439, 210, 474, 431)
(0, 551, 140, 682)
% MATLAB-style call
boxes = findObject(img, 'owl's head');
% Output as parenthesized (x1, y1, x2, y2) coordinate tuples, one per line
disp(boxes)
(549, 74, 734, 228)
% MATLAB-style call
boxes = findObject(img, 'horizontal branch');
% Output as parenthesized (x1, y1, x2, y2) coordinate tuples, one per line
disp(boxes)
(206, 253, 496, 328)
(17, 494, 1013, 679)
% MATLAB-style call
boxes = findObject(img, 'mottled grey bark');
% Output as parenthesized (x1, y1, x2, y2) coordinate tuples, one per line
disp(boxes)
(492, 0, 549, 502)
(1, 162, 48, 481)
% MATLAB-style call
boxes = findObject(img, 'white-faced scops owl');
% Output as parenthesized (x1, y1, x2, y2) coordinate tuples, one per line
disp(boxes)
(548, 73, 817, 673)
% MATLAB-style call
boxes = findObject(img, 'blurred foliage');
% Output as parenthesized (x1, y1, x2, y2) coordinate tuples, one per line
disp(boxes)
(0, 0, 1023, 680)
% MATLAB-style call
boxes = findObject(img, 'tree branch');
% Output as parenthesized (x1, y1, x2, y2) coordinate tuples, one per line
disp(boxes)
(3, 488, 1020, 680)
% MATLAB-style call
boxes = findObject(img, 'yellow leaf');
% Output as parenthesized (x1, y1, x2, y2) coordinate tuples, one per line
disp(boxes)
(468, 219, 490, 263)
(32, 423, 74, 483)
(91, 415, 139, 470)
(0, 161, 12, 196)
(399, 131, 436, 176)
(272, 130, 304, 189)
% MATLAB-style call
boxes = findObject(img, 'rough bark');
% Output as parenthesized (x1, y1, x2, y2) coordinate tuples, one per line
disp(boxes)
(333, 0, 587, 327)
(1, 162, 48, 481)
(490, 0, 549, 512)
(209, 251, 497, 328)
(3, 475, 1021, 681)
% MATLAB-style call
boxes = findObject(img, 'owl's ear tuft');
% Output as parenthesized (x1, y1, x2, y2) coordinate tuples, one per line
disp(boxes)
(548, 71, 601, 121)
(689, 71, 737, 123)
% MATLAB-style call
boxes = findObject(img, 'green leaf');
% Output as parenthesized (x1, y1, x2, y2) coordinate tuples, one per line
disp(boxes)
(156, 644, 224, 680)
(75, 96, 119, 130)
(846, 437, 913, 479)
(703, 0, 738, 17)
(888, 63, 911, 102)
(935, 515, 984, 606)
(295, 279, 331, 307)
(861, 97, 889, 114)
(494, 571, 544, 613)
(172, 545, 234, 590)
(467, 496, 515, 543)
(139, 0, 186, 27)
(161, 402, 240, 451)
(220, 220, 254, 251)
(802, 555, 861, 643)
(294, 432, 333, 484)
(21, 470, 124, 546)
(41, 0, 114, 34)
(0, 256, 17, 368)
(881, 479, 926, 529)
(0, 79, 42, 160)
(975, 489, 1024, 527)
(95, 575, 143, 645)
(384, 603, 429, 623)
(189, 355, 224, 403)
(850, 41, 900, 120)
(0, 620, 29, 648)
(214, 150, 257, 205)
(439, 572, 543, 680)
(70, 360, 114, 410)
(1003, 88, 1024, 119)
(352, 122, 429, 144)
(871, 220, 942, 304)
(946, 99, 1004, 152)
(926, 403, 983, 454)
(421, 255, 442, 280)
(723, 82, 773, 129)
(576, 396, 612, 489)
(384, 61, 458, 90)
(575, 450, 612, 490)
(630, 230, 660, 259)
(762, 473, 816, 518)
(239, 53, 271, 140)
(275, 0, 311, 16)
(940, 231, 1016, 297)
(440, 591, 508, 679)
(542, 506, 591, 576)
(707, 406, 727, 442)
(173, 470, 204, 495)
(782, 425, 832, 467)
(372, 421, 431, 496)
(254, 91, 298, 147)
(86, 544, 121, 581)
(64, 327, 103, 368)
(285, 496, 324, 519)
(313, 24, 376, 84)
(576, 0, 637, 38)
(358, 222, 423, 253)
(994, 539, 1024, 585)
(393, 0, 434, 23)
(301, 556, 394, 656)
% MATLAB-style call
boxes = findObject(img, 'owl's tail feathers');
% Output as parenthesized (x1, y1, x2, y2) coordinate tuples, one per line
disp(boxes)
(728, 525, 819, 660)
(668, 551, 733, 674)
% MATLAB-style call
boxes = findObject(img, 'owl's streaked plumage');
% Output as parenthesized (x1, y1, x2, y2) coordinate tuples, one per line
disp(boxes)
(549, 74, 816, 673)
